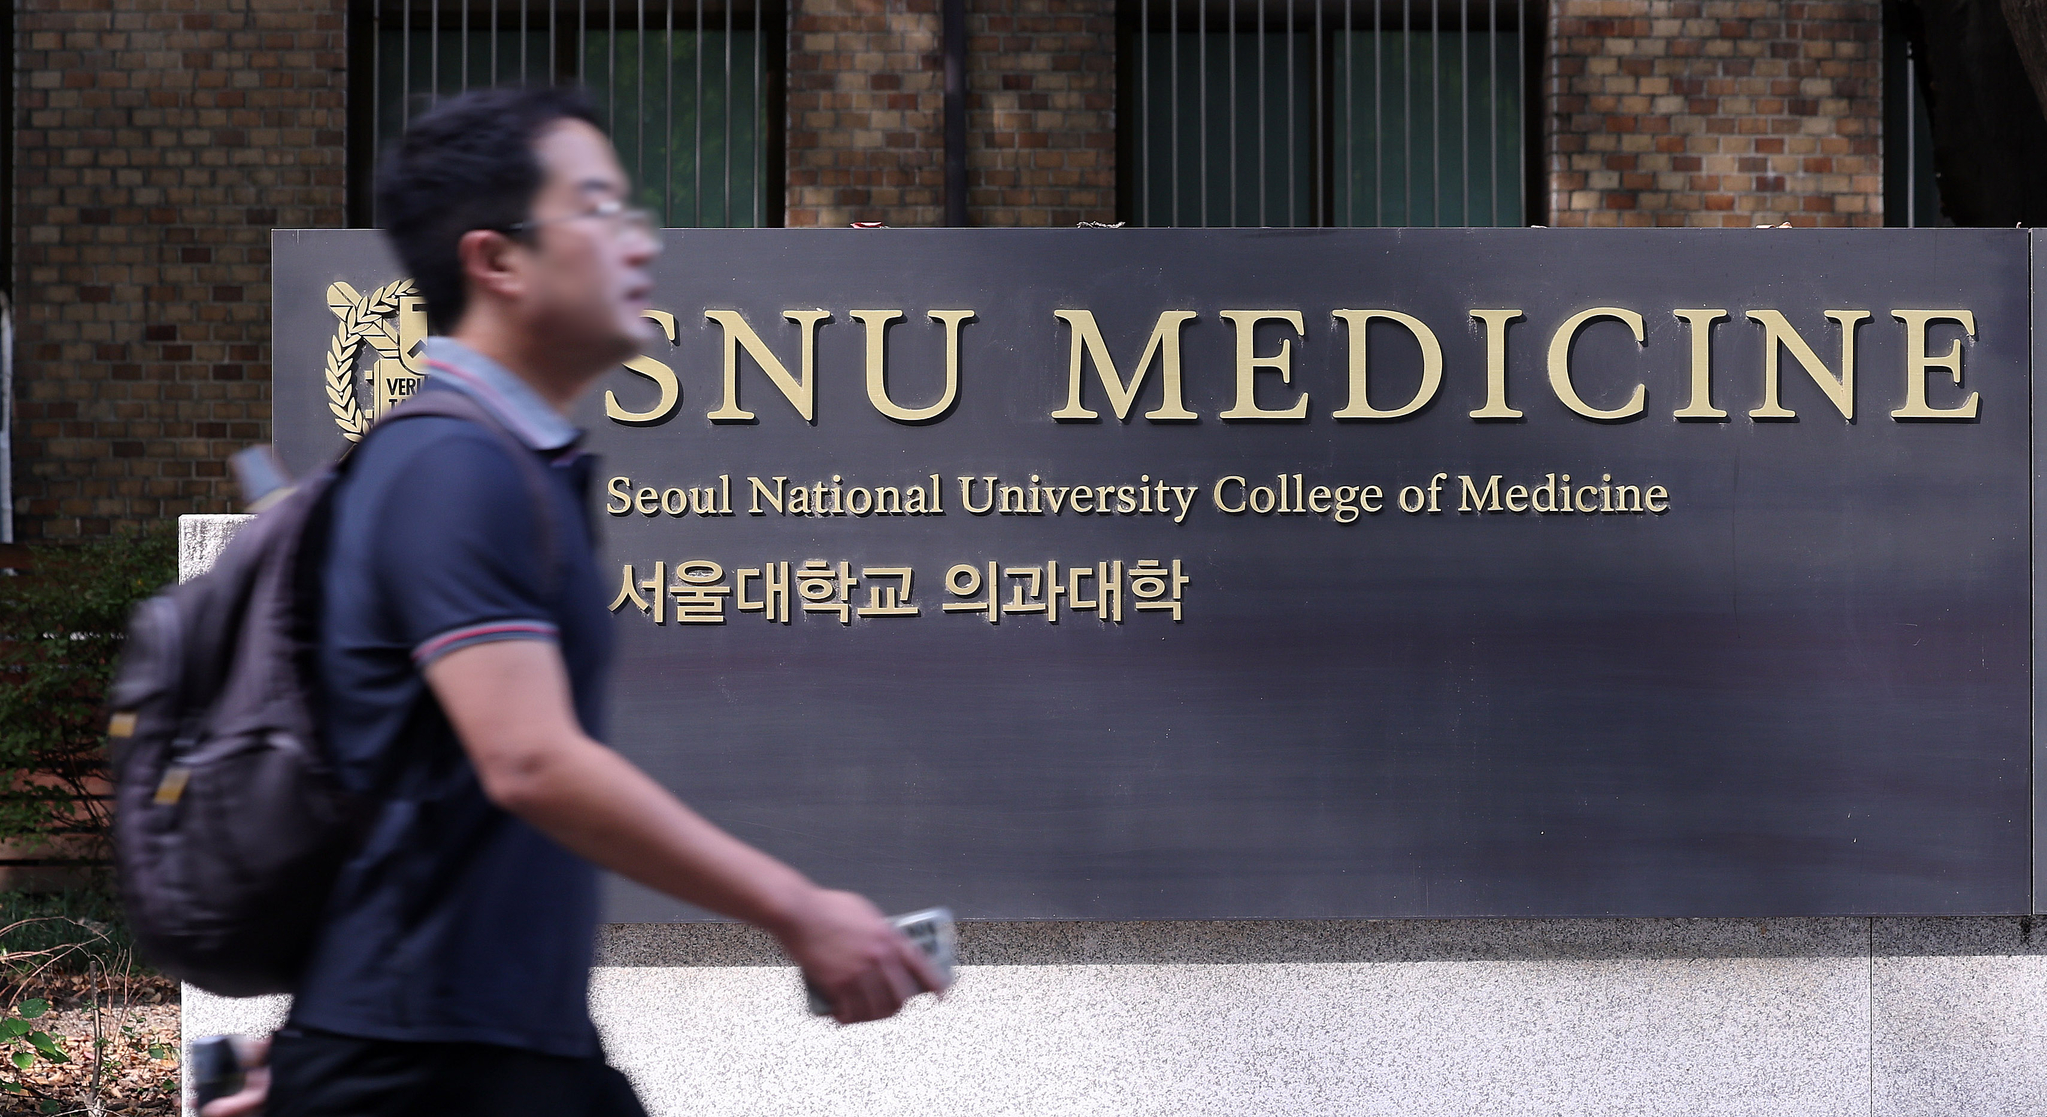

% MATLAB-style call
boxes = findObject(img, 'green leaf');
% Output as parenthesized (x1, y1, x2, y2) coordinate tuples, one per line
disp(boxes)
(38, 1099, 60, 1113)
(27, 1031, 63, 1060)
(12, 1050, 32, 1070)
(1, 1079, 22, 1092)
(0, 1018, 28, 1038)
(146, 1043, 169, 1060)
(15, 1000, 47, 1020)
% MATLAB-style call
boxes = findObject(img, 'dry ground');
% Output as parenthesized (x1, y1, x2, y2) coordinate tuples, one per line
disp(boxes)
(0, 974, 178, 1116)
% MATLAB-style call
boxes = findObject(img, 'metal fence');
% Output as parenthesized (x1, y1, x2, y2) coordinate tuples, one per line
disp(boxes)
(1123, 0, 1536, 227)
(352, 0, 782, 227)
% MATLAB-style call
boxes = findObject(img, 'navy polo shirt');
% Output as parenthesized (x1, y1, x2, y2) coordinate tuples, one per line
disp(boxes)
(290, 340, 614, 1057)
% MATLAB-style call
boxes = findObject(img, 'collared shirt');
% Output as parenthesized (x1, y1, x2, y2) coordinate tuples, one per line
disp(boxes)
(291, 338, 614, 1057)
(419, 336, 580, 452)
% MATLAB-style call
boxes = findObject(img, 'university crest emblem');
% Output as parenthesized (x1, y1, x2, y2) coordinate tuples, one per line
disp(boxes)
(323, 279, 430, 441)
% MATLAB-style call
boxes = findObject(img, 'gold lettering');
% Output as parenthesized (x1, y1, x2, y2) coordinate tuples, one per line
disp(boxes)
(606, 475, 631, 515)
(1645, 485, 1670, 512)
(1890, 310, 1980, 420)
(1051, 310, 1199, 421)
(1672, 308, 1729, 420)
(1745, 309, 1869, 420)
(706, 309, 831, 422)
(1547, 307, 1647, 421)
(960, 475, 997, 514)
(1467, 309, 1525, 419)
(606, 310, 683, 424)
(1219, 310, 1309, 420)
(1214, 475, 1246, 514)
(1330, 309, 1444, 420)
(749, 476, 787, 514)
(635, 487, 658, 515)
(1459, 474, 1504, 511)
(855, 309, 972, 422)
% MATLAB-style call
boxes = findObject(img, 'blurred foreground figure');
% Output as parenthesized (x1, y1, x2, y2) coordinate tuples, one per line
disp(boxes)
(265, 86, 943, 1117)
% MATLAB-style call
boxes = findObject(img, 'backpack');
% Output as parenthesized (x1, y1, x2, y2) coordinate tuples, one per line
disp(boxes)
(108, 389, 559, 997)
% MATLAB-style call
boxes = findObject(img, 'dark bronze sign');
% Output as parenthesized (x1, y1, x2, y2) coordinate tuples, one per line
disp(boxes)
(273, 228, 2034, 919)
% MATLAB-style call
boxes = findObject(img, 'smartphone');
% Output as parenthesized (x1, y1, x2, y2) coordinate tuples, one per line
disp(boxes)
(806, 906, 957, 1015)
(189, 1035, 245, 1111)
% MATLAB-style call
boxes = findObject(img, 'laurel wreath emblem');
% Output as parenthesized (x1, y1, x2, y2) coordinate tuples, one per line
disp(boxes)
(324, 278, 418, 442)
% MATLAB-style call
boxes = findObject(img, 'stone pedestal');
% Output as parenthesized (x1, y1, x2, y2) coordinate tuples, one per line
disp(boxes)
(175, 514, 2047, 1117)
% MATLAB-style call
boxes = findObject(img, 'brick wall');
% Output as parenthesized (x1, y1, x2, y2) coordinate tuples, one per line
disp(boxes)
(2, 2, 1901, 539)
(785, 0, 1114, 227)
(785, 0, 947, 226)
(965, 0, 1116, 226)
(1545, 0, 1882, 227)
(11, 0, 347, 540)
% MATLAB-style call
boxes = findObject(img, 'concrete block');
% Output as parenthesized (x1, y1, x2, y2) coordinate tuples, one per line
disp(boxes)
(592, 918, 1874, 1117)
(177, 513, 253, 583)
(180, 991, 291, 1117)
(1874, 916, 2047, 1116)
(181, 989, 291, 1043)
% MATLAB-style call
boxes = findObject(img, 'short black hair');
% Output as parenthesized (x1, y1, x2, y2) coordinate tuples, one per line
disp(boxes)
(375, 86, 605, 333)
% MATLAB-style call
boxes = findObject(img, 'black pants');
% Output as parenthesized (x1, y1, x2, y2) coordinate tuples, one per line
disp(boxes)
(267, 1028, 651, 1117)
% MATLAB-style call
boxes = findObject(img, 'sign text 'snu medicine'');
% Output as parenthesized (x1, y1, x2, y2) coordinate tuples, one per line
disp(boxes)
(273, 229, 2033, 919)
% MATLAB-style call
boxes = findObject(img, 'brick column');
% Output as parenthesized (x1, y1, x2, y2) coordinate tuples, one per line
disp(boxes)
(965, 0, 1116, 226)
(12, 0, 347, 540)
(1546, 0, 1882, 227)
(785, 0, 947, 226)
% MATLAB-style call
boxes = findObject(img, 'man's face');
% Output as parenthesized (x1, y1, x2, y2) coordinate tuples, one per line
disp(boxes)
(514, 118, 659, 366)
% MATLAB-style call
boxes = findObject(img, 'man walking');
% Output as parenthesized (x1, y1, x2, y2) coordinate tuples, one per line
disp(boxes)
(260, 86, 943, 1117)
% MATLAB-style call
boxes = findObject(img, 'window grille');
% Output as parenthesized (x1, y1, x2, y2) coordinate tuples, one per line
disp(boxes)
(1121, 0, 1537, 227)
(350, 0, 784, 227)
(1880, 4, 1948, 228)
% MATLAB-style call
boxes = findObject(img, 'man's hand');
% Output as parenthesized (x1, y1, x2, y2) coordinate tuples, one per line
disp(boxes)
(427, 640, 948, 1025)
(197, 1036, 269, 1117)
(772, 889, 948, 1024)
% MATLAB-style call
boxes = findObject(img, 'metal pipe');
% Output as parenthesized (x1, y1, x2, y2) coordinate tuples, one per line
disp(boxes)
(1199, 0, 1208, 225)
(665, 0, 674, 224)
(638, 0, 647, 193)
(1286, 0, 1294, 224)
(752, 0, 763, 225)
(1489, 0, 1498, 224)
(1172, 0, 1181, 223)
(1139, 0, 1149, 224)
(1, 295, 12, 544)
(944, 0, 968, 224)
(724, 0, 733, 223)
(695, 0, 703, 226)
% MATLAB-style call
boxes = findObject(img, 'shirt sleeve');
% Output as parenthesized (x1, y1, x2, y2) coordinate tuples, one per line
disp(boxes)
(355, 418, 562, 667)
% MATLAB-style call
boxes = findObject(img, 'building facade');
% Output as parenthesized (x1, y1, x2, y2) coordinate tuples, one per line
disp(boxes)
(9, 0, 1894, 540)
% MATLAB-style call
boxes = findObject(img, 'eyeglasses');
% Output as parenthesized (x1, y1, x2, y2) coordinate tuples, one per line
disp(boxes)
(501, 198, 658, 243)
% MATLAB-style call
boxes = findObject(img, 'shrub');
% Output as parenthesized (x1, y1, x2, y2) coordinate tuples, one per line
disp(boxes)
(0, 533, 177, 862)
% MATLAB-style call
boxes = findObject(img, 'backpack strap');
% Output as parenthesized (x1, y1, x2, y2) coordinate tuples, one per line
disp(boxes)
(357, 389, 567, 596)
